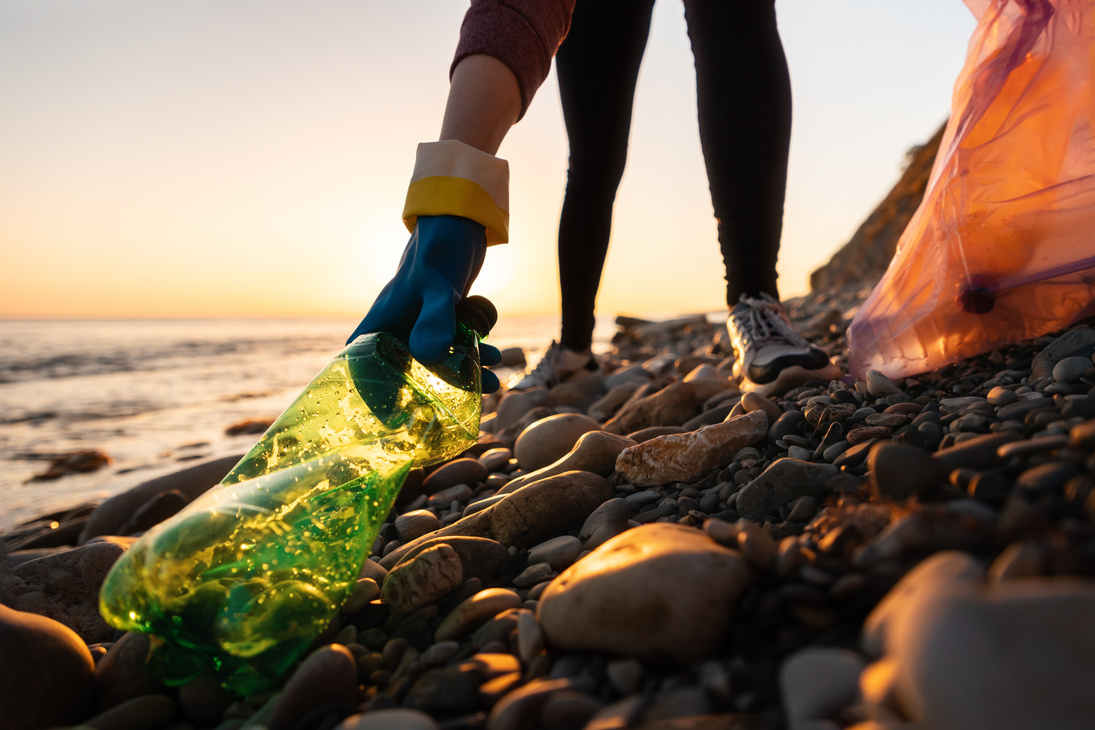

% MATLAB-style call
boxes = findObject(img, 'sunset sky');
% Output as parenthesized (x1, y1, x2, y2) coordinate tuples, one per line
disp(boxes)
(0, 1, 977, 320)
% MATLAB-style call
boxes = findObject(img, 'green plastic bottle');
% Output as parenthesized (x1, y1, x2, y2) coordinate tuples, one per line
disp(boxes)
(99, 297, 497, 694)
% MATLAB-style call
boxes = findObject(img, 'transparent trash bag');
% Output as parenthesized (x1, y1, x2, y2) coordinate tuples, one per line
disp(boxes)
(848, 0, 1095, 379)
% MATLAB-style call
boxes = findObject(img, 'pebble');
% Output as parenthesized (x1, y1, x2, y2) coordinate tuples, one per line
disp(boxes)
(434, 588, 522, 642)
(422, 457, 488, 494)
(527, 535, 583, 571)
(865, 370, 902, 397)
(579, 498, 633, 549)
(512, 562, 556, 588)
(868, 442, 947, 501)
(736, 519, 777, 572)
(514, 413, 602, 471)
(478, 447, 513, 473)
(381, 544, 464, 616)
(395, 510, 441, 543)
(537, 523, 752, 662)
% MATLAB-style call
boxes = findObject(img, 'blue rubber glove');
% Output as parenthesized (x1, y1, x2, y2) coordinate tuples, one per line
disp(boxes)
(348, 215, 502, 393)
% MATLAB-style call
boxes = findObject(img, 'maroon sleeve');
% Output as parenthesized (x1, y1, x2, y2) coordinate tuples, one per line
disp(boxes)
(452, 0, 575, 120)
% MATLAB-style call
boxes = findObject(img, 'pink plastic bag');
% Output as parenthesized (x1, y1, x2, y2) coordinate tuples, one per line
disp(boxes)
(848, 0, 1095, 379)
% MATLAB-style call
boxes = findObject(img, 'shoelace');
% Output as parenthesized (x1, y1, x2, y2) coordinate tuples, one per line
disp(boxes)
(732, 295, 811, 349)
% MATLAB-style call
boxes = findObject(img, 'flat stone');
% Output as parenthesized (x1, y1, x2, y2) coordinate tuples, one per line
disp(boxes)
(537, 523, 753, 663)
(736, 459, 839, 522)
(381, 544, 463, 615)
(0, 604, 96, 729)
(615, 410, 768, 487)
(422, 458, 488, 495)
(528, 535, 583, 571)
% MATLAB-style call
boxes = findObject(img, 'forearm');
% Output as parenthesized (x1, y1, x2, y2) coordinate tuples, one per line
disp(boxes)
(439, 54, 521, 155)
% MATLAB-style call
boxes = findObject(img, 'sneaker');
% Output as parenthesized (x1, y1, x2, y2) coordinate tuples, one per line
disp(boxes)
(509, 341, 599, 390)
(727, 293, 841, 396)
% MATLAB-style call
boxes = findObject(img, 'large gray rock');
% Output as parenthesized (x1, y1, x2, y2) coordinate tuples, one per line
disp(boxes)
(0, 604, 96, 730)
(862, 551, 1095, 729)
(1031, 328, 1095, 380)
(10, 541, 126, 642)
(615, 410, 767, 487)
(537, 523, 753, 663)
(380, 471, 613, 568)
(736, 459, 839, 522)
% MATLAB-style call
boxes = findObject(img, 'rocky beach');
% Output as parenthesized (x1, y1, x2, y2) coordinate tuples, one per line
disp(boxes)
(5, 282, 1095, 729)
(5, 132, 1095, 730)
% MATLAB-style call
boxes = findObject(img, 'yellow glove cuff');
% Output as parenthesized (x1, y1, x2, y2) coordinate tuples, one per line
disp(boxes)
(402, 140, 510, 245)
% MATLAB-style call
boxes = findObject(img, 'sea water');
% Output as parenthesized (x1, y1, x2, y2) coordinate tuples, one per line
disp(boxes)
(0, 315, 615, 532)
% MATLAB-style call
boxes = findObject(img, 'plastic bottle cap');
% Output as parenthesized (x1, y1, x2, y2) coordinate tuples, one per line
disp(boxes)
(456, 296, 498, 338)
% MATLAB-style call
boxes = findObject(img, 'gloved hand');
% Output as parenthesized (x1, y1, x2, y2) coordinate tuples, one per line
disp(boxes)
(348, 214, 502, 393)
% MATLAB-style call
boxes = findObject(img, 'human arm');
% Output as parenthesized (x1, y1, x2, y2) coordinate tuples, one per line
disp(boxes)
(348, 2, 575, 389)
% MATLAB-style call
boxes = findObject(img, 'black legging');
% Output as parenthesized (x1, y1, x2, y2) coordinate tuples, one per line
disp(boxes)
(555, 0, 792, 352)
